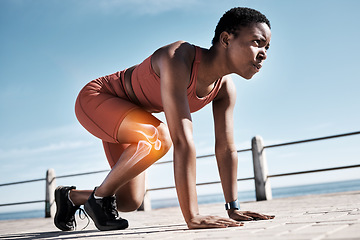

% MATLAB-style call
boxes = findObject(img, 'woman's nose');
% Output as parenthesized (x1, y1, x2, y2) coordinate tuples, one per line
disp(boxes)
(258, 48, 267, 61)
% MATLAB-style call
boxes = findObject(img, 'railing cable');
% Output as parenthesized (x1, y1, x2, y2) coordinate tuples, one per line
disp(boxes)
(264, 131, 360, 149)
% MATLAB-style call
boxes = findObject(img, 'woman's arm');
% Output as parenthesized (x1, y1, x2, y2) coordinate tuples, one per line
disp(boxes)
(157, 42, 240, 228)
(212, 76, 238, 205)
(213, 76, 275, 221)
(158, 42, 198, 223)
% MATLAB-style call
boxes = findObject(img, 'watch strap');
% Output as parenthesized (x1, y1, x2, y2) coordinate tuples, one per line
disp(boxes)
(225, 199, 240, 210)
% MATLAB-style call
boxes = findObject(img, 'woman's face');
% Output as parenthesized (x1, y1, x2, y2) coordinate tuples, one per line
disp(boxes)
(226, 22, 271, 79)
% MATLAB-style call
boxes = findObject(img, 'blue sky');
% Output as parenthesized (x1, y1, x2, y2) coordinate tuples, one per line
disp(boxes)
(1, 0, 360, 213)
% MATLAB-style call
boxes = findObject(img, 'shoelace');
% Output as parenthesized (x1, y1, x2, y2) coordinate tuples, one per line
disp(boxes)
(78, 208, 90, 230)
(69, 207, 90, 231)
(102, 196, 119, 219)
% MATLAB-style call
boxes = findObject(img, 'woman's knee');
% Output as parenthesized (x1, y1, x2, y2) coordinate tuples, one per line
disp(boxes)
(116, 197, 143, 212)
(115, 172, 146, 212)
(156, 123, 172, 153)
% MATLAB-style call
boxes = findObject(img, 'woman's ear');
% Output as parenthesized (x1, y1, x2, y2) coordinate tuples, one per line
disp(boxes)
(219, 31, 231, 48)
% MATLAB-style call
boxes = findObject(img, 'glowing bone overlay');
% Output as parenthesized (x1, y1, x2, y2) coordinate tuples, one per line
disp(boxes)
(122, 125, 161, 169)
(135, 129, 161, 151)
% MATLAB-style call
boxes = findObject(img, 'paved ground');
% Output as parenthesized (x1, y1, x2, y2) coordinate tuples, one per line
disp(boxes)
(0, 191, 359, 240)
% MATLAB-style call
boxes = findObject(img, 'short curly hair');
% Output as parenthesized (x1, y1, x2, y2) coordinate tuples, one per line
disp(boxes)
(212, 7, 271, 45)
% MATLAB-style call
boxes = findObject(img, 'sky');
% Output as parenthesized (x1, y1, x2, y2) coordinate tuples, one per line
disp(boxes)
(1, 0, 360, 213)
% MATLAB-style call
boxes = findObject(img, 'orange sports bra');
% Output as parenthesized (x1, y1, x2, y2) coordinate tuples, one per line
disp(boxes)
(130, 45, 223, 113)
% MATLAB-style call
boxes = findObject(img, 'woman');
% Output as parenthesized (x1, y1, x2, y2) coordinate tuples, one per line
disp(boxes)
(54, 7, 274, 231)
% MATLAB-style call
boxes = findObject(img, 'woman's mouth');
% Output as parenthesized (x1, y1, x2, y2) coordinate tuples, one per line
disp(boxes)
(253, 63, 262, 72)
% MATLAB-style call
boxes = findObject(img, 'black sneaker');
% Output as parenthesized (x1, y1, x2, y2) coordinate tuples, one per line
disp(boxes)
(84, 188, 128, 231)
(54, 186, 80, 231)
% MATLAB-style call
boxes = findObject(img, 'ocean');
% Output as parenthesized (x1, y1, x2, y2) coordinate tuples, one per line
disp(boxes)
(1, 178, 359, 221)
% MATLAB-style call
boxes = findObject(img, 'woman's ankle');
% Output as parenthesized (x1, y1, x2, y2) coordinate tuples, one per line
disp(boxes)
(69, 189, 90, 206)
(94, 186, 112, 198)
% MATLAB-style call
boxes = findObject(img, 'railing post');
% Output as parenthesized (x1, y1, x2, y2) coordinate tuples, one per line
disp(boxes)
(45, 168, 56, 218)
(251, 136, 272, 201)
(138, 171, 151, 211)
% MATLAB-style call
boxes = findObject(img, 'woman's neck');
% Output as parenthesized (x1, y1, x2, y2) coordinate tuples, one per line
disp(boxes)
(197, 46, 230, 86)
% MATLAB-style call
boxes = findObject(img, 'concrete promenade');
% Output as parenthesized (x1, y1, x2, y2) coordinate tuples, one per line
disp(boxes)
(0, 191, 359, 240)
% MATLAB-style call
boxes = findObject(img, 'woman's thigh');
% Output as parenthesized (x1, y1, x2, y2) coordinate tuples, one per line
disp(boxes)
(75, 81, 140, 143)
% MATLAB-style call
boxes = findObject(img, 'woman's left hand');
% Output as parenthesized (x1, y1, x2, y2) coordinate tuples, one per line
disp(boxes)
(228, 209, 275, 221)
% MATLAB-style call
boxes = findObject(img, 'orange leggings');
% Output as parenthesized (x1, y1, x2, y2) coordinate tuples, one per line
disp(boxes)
(75, 71, 140, 168)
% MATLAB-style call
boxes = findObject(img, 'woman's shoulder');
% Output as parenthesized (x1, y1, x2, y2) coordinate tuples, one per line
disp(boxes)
(152, 41, 196, 64)
(151, 41, 195, 73)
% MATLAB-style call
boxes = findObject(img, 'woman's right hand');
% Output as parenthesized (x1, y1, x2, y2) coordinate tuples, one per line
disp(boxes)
(187, 214, 243, 229)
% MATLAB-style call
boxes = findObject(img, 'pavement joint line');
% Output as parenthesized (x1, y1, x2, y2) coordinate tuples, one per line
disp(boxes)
(315, 222, 355, 226)
(275, 223, 313, 236)
(311, 224, 350, 240)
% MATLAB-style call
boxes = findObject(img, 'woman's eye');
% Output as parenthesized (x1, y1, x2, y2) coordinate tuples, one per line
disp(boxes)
(254, 40, 260, 45)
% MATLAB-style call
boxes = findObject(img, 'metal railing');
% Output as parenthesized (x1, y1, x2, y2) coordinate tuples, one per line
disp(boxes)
(0, 131, 359, 216)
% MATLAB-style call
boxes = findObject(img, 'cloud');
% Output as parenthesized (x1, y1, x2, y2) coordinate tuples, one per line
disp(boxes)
(0, 124, 97, 158)
(0, 141, 95, 159)
(305, 122, 335, 132)
(83, 0, 202, 15)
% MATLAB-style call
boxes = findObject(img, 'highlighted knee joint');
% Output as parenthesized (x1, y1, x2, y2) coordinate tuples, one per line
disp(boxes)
(135, 125, 161, 151)
(122, 124, 164, 169)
